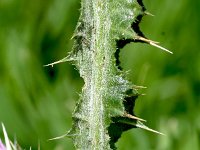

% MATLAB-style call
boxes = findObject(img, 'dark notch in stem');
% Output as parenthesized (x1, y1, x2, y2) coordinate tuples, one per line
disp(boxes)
(137, 0, 146, 11)
(114, 0, 146, 70)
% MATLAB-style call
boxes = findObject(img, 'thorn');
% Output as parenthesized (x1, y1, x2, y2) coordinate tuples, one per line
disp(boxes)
(136, 121, 165, 135)
(124, 113, 146, 122)
(48, 133, 69, 141)
(135, 36, 159, 44)
(144, 11, 155, 16)
(44, 56, 70, 67)
(135, 36, 173, 54)
(150, 42, 173, 54)
(118, 119, 165, 135)
(133, 85, 147, 89)
(48, 132, 78, 141)
(71, 34, 76, 40)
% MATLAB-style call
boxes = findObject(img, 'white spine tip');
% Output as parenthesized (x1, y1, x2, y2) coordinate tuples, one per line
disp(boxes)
(149, 42, 173, 54)
(135, 36, 173, 54)
(43, 56, 70, 67)
(136, 121, 165, 136)
(144, 11, 155, 17)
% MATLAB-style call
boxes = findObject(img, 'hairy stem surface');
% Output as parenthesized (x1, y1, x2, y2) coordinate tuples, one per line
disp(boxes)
(68, 0, 151, 149)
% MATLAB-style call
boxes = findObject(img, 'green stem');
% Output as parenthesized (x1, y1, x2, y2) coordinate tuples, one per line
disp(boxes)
(69, 0, 145, 149)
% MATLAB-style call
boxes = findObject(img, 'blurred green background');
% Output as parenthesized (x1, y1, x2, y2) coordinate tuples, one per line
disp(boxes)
(0, 0, 199, 149)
